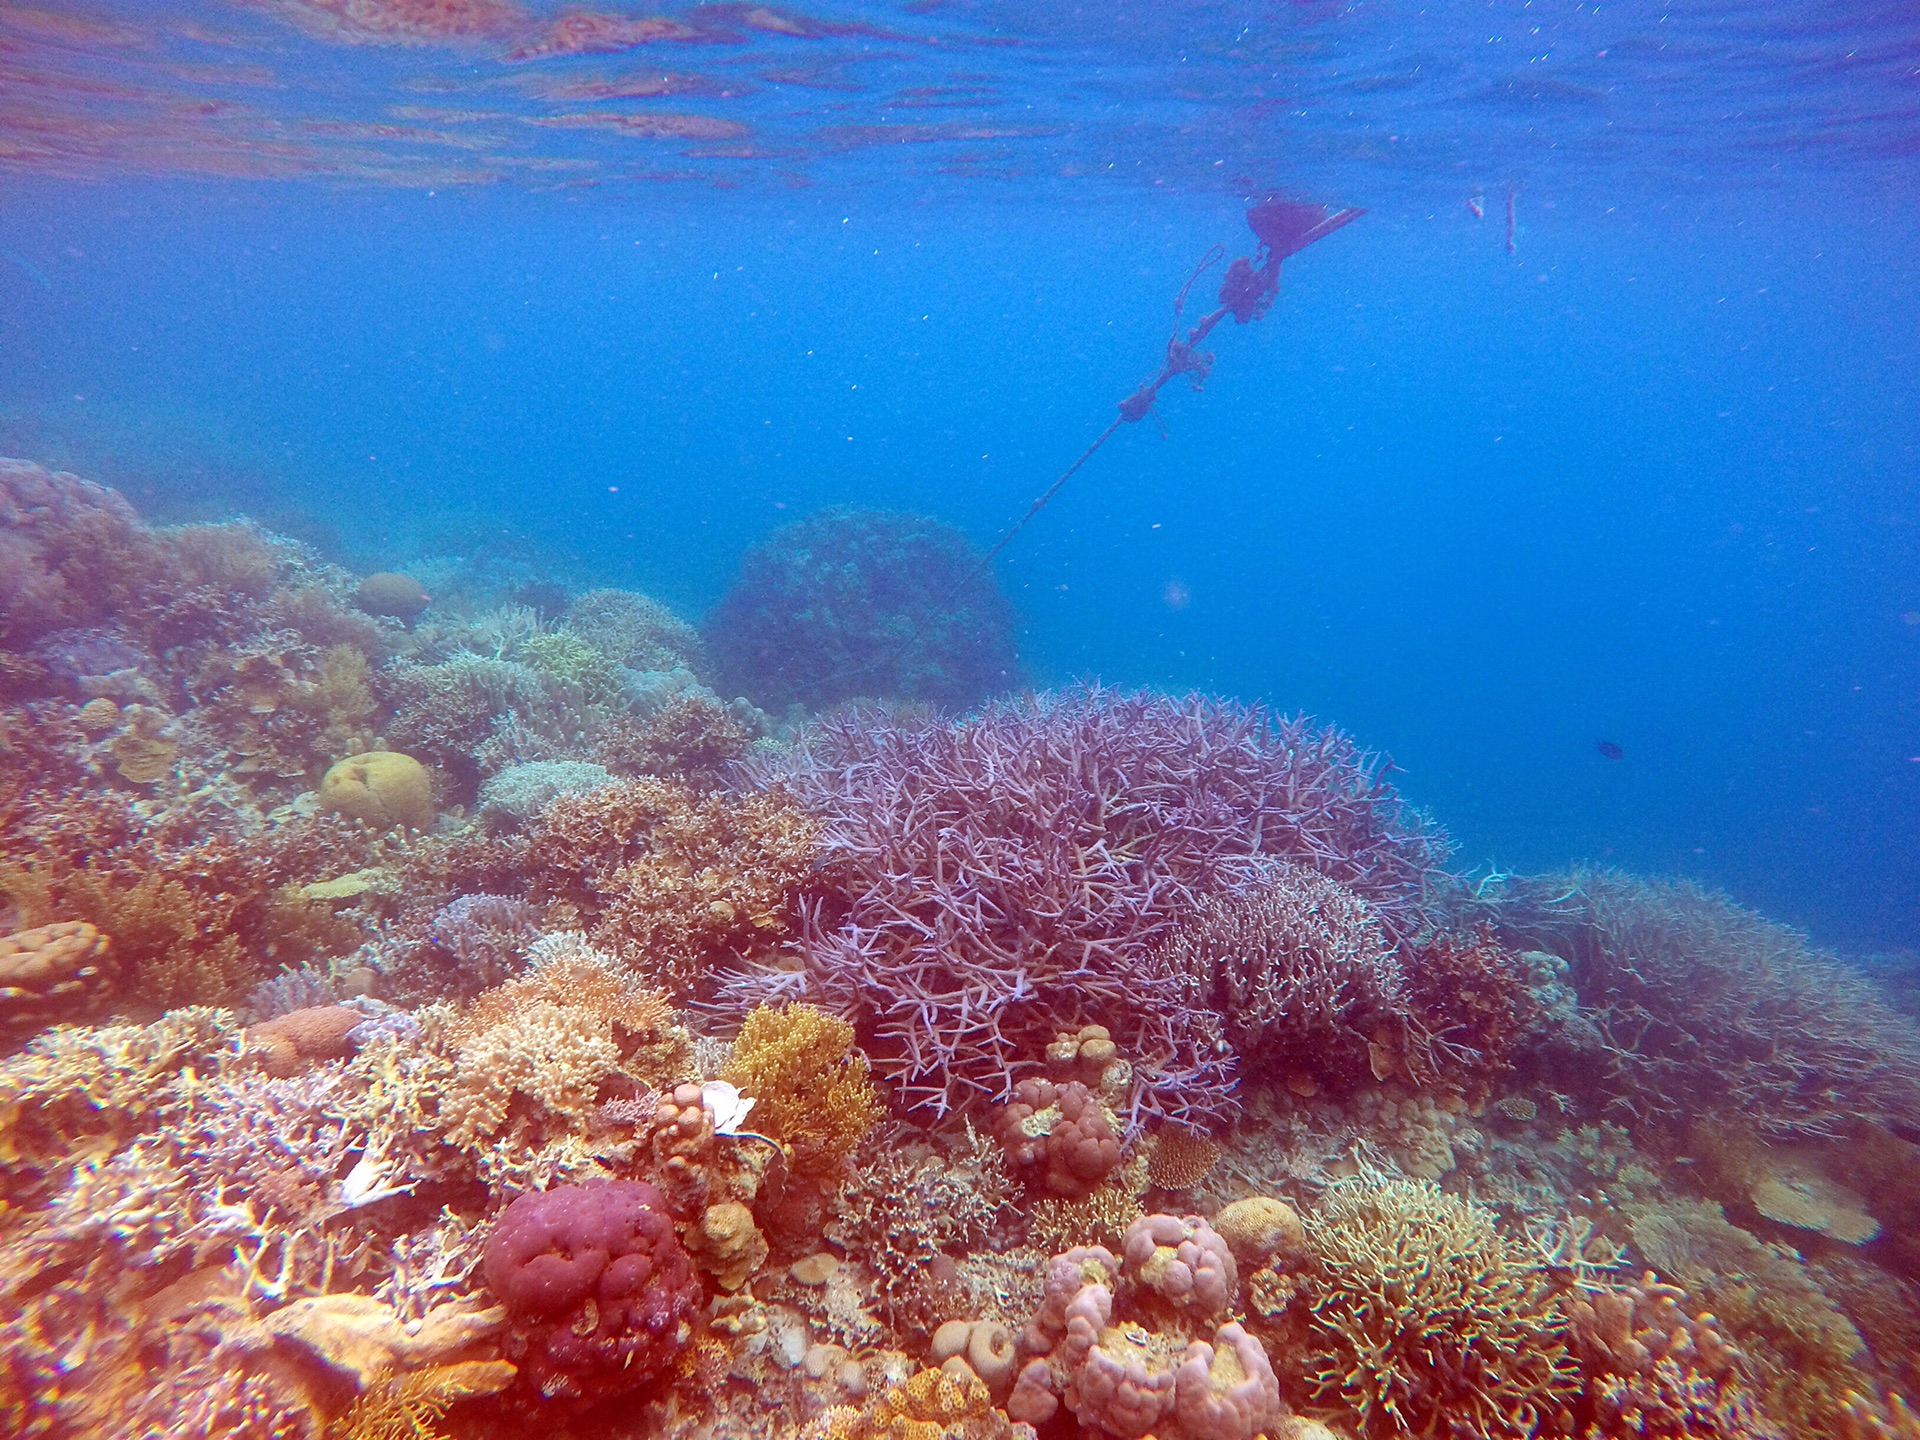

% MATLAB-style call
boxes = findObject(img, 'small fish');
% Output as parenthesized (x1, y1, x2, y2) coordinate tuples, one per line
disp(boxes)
(1594, 739, 1624, 761)
(1505, 188, 1518, 256)
(1466, 195, 1484, 220)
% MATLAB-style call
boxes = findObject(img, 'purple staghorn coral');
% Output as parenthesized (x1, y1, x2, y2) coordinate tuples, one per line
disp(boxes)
(728, 686, 1454, 1121)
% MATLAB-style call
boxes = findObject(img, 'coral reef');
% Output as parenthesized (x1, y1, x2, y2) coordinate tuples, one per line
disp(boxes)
(735, 687, 1454, 1118)
(706, 505, 1018, 712)
(2, 456, 1913, 1440)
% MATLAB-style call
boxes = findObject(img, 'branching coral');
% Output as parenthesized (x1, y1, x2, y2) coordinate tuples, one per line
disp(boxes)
(528, 775, 818, 996)
(1147, 859, 1413, 1091)
(719, 1003, 881, 1179)
(730, 687, 1454, 1119)
(1400, 923, 1543, 1092)
(1495, 868, 1920, 1140)
(1302, 1170, 1578, 1440)
(706, 505, 1017, 712)
(597, 687, 756, 785)
(437, 944, 686, 1172)
(565, 586, 704, 673)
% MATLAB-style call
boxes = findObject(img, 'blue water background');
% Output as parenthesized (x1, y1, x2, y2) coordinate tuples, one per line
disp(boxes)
(0, 0, 1916, 951)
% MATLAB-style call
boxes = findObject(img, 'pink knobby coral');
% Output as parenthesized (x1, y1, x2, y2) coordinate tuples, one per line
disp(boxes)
(482, 1179, 700, 1407)
(1011, 1239, 1281, 1440)
(993, 1078, 1124, 1198)
(729, 686, 1454, 1120)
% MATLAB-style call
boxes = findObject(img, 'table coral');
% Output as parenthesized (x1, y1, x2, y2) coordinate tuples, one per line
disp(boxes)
(734, 687, 1454, 1119)
(482, 1178, 700, 1407)
(1302, 1170, 1578, 1440)
(719, 1002, 882, 1179)
(1495, 868, 1920, 1141)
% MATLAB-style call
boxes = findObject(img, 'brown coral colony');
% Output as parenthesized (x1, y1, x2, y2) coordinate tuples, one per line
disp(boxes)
(2, 456, 1918, 1440)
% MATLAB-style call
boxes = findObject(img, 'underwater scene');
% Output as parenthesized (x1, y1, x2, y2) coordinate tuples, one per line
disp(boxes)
(3, 1, 1920, 1437)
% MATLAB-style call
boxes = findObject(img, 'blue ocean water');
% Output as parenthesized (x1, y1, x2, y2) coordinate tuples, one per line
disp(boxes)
(1, 0, 1916, 952)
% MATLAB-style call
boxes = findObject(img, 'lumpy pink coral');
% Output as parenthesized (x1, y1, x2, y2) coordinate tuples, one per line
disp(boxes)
(483, 1179, 699, 1406)
(732, 686, 1453, 1119)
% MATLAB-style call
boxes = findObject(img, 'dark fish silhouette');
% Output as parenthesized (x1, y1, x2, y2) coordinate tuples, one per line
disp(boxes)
(1595, 739, 1625, 761)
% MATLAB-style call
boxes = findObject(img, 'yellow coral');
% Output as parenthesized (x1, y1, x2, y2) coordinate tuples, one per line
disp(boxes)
(721, 1003, 880, 1178)
(827, 1367, 1016, 1440)
(320, 750, 435, 832)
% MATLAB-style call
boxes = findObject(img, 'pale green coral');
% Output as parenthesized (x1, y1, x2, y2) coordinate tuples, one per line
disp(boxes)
(1304, 1170, 1578, 1440)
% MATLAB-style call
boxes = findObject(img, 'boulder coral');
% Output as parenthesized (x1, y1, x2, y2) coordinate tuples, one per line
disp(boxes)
(482, 1179, 700, 1407)
(1009, 1240, 1282, 1440)
(319, 750, 436, 832)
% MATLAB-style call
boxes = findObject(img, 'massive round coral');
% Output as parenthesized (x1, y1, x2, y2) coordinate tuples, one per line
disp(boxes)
(482, 1179, 699, 1406)
(704, 505, 1017, 712)
(729, 686, 1454, 1120)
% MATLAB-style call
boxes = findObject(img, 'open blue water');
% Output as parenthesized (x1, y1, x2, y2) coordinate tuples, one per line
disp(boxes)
(2, 0, 1916, 951)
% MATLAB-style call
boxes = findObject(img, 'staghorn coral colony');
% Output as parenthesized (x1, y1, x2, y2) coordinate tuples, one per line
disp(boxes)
(2, 454, 1919, 1440)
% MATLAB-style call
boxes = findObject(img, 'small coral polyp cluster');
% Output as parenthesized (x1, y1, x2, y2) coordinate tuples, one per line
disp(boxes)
(3, 458, 1919, 1440)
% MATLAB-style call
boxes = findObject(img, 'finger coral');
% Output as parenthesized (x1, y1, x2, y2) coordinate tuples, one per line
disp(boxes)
(733, 686, 1454, 1119)
(719, 1002, 881, 1179)
(1302, 1169, 1578, 1440)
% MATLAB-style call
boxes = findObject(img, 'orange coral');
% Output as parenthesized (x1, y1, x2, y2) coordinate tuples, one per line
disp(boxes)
(449, 954, 673, 1052)
(719, 1003, 880, 1178)
(528, 777, 817, 995)
(597, 690, 753, 784)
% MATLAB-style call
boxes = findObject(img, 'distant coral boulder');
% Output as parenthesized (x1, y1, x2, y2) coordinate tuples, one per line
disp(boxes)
(319, 750, 435, 831)
(353, 571, 431, 623)
(705, 505, 1017, 712)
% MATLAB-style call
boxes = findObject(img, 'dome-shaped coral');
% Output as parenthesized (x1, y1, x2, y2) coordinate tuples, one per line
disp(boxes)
(319, 750, 435, 832)
(482, 1179, 700, 1407)
(353, 571, 431, 623)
